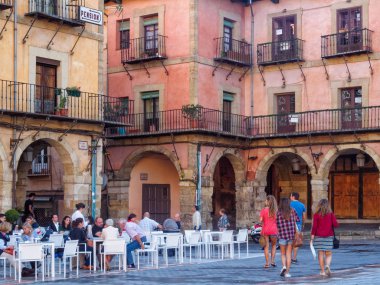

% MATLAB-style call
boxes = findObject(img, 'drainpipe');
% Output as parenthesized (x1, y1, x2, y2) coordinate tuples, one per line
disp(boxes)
(249, 0, 254, 117)
(11, 0, 18, 208)
(91, 139, 98, 218)
(196, 144, 201, 208)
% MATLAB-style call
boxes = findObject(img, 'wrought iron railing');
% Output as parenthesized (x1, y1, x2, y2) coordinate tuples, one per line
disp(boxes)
(104, 96, 134, 125)
(321, 28, 373, 58)
(106, 106, 380, 138)
(27, 0, 84, 24)
(0, 0, 13, 9)
(29, 155, 50, 176)
(0, 79, 129, 124)
(257, 38, 304, 65)
(214, 37, 252, 66)
(121, 35, 167, 64)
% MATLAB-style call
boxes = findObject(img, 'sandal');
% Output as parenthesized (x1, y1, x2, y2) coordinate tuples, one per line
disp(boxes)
(271, 263, 276, 267)
(264, 264, 270, 268)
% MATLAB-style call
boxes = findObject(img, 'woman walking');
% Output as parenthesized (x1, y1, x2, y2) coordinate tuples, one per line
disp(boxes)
(260, 195, 278, 268)
(276, 198, 299, 278)
(311, 199, 339, 277)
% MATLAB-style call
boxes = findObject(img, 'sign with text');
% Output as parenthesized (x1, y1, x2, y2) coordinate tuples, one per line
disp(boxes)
(78, 141, 88, 150)
(79, 6, 103, 26)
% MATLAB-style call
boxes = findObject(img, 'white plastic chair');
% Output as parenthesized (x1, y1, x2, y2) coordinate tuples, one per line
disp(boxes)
(0, 256, 6, 278)
(208, 230, 234, 259)
(77, 242, 92, 270)
(17, 243, 45, 282)
(184, 230, 195, 244)
(100, 239, 126, 272)
(163, 234, 182, 266)
(183, 232, 202, 263)
(59, 240, 79, 278)
(49, 234, 64, 248)
(233, 229, 249, 258)
(135, 236, 159, 270)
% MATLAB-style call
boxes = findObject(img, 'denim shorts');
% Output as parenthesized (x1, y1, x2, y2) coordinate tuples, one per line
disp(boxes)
(279, 239, 293, 246)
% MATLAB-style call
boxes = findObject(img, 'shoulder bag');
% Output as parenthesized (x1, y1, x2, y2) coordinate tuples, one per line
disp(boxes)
(331, 213, 340, 249)
(293, 211, 303, 248)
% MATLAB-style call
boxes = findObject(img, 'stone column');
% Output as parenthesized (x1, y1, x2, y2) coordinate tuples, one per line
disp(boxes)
(0, 174, 13, 212)
(107, 179, 130, 219)
(179, 181, 196, 230)
(235, 182, 254, 228)
(253, 180, 267, 221)
(310, 179, 329, 212)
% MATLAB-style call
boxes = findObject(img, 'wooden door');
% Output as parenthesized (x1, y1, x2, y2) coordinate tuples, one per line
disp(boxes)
(143, 97, 159, 132)
(333, 173, 359, 218)
(341, 88, 362, 130)
(142, 184, 170, 224)
(362, 173, 380, 218)
(277, 94, 296, 133)
(337, 7, 362, 53)
(36, 63, 57, 114)
(272, 15, 296, 61)
(222, 100, 232, 132)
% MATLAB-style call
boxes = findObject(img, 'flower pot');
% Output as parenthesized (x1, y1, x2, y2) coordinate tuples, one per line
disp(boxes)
(59, 108, 68, 116)
(67, 89, 81, 97)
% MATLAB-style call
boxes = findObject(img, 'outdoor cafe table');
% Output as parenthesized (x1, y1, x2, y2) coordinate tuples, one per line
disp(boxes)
(92, 238, 103, 272)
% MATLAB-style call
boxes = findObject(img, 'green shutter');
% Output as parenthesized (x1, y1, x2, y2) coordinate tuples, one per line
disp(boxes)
(223, 92, 234, 101)
(141, 91, 159, 99)
(224, 19, 234, 28)
(119, 21, 130, 31)
(144, 17, 158, 26)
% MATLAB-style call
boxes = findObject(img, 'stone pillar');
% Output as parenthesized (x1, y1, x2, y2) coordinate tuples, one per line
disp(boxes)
(235, 182, 254, 228)
(107, 179, 130, 219)
(253, 180, 267, 221)
(310, 179, 329, 213)
(179, 181, 196, 230)
(0, 174, 13, 212)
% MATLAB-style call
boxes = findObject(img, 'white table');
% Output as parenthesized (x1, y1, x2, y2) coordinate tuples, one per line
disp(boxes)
(42, 242, 55, 278)
(91, 238, 103, 272)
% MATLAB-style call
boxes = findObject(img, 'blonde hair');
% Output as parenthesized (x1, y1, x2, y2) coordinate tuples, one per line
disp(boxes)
(0, 222, 12, 233)
(266, 195, 278, 217)
(315, 199, 332, 217)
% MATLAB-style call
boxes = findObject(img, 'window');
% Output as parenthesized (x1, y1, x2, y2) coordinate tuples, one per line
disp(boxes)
(118, 20, 130, 49)
(142, 91, 159, 131)
(272, 15, 297, 61)
(223, 92, 233, 132)
(223, 19, 234, 52)
(337, 7, 362, 52)
(341, 87, 362, 129)
(36, 62, 57, 115)
(144, 16, 158, 55)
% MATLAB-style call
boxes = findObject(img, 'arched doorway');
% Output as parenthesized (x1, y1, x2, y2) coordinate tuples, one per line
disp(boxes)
(265, 153, 311, 218)
(129, 152, 180, 224)
(328, 150, 380, 219)
(212, 156, 236, 229)
(16, 139, 66, 226)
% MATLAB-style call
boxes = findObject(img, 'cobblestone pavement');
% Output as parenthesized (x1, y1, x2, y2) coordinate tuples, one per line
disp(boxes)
(3, 240, 380, 284)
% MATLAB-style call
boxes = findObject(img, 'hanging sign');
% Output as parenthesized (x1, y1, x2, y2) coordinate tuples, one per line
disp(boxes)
(79, 6, 103, 26)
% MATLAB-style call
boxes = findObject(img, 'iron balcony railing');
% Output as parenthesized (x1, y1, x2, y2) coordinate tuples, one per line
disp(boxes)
(214, 37, 253, 67)
(104, 96, 135, 125)
(321, 28, 373, 58)
(0, 79, 130, 124)
(0, 0, 13, 10)
(29, 155, 50, 176)
(106, 106, 380, 138)
(26, 0, 85, 26)
(121, 35, 167, 64)
(257, 38, 304, 65)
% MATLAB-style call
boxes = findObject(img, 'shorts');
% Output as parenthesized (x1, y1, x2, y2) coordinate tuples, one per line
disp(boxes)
(279, 239, 293, 246)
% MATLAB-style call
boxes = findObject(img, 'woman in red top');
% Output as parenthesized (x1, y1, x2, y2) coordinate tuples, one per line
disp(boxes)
(260, 195, 278, 268)
(311, 199, 339, 277)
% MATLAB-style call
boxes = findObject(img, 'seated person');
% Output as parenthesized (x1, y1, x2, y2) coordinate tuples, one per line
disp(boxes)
(101, 219, 119, 270)
(48, 214, 60, 233)
(69, 218, 94, 270)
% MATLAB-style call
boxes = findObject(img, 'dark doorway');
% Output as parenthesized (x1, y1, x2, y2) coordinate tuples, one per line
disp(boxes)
(142, 184, 170, 224)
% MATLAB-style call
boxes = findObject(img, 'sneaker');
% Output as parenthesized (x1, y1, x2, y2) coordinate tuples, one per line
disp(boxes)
(325, 266, 331, 276)
(285, 273, 291, 278)
(127, 264, 136, 269)
(320, 272, 327, 277)
(291, 259, 298, 264)
(280, 267, 286, 277)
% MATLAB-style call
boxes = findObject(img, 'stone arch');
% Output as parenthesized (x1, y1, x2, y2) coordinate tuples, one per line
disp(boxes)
(14, 132, 80, 176)
(255, 148, 316, 184)
(118, 145, 183, 180)
(318, 144, 380, 181)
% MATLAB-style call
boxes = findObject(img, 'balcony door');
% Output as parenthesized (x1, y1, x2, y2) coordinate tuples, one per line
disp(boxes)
(341, 87, 362, 130)
(142, 184, 170, 224)
(144, 18, 158, 56)
(36, 63, 57, 114)
(272, 15, 296, 62)
(222, 99, 232, 132)
(277, 93, 295, 133)
(223, 19, 233, 53)
(337, 7, 362, 53)
(143, 95, 159, 132)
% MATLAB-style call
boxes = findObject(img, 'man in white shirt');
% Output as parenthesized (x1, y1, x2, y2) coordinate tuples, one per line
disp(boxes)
(139, 212, 163, 234)
(126, 213, 147, 268)
(101, 219, 119, 240)
(192, 205, 202, 231)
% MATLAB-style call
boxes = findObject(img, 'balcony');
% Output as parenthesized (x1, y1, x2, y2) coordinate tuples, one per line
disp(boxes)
(121, 35, 167, 64)
(0, 79, 129, 125)
(214, 37, 253, 67)
(257, 38, 304, 66)
(321, 28, 373, 58)
(106, 106, 380, 139)
(0, 0, 12, 10)
(25, 0, 84, 26)
(28, 155, 50, 177)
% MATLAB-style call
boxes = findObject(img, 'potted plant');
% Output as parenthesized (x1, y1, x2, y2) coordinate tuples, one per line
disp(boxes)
(181, 104, 203, 128)
(66, 86, 81, 97)
(5, 209, 20, 226)
(56, 94, 68, 116)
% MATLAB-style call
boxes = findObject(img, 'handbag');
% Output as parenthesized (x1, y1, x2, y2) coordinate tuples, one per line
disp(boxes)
(293, 230, 303, 248)
(259, 235, 267, 248)
(331, 214, 340, 249)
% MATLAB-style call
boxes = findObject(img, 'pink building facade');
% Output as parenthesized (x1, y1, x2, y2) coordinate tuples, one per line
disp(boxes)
(105, 0, 380, 228)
